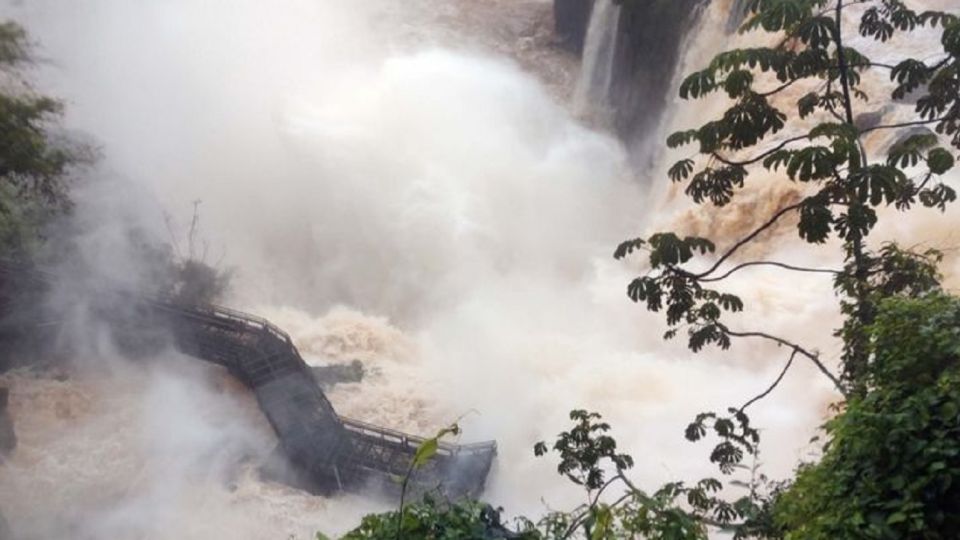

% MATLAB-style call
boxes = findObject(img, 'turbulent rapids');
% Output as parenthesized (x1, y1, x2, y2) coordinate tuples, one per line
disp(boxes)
(0, 263, 496, 499)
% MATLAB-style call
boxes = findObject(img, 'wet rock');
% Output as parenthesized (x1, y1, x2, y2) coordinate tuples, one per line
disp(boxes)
(610, 0, 707, 160)
(0, 387, 14, 456)
(554, 0, 593, 53)
(311, 360, 365, 390)
(0, 507, 10, 540)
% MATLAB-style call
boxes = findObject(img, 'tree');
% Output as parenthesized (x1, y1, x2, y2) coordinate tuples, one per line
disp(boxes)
(0, 21, 85, 257)
(617, 0, 955, 411)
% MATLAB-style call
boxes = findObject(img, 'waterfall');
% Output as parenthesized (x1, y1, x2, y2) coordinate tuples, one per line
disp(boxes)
(573, 0, 621, 118)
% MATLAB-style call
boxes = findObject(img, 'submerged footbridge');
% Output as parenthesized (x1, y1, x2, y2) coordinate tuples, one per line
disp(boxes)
(0, 262, 496, 499)
(147, 300, 497, 497)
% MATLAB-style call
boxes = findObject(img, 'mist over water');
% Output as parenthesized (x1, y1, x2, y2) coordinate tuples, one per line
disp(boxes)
(0, 0, 957, 538)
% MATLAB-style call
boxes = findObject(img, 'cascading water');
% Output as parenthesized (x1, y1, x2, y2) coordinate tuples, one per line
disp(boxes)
(0, 0, 957, 539)
(573, 0, 621, 119)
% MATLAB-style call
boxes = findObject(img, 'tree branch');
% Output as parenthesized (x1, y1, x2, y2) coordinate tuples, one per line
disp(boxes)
(693, 203, 805, 279)
(739, 349, 798, 413)
(711, 134, 810, 167)
(720, 326, 847, 397)
(833, 0, 856, 125)
(859, 117, 947, 135)
(699, 261, 842, 283)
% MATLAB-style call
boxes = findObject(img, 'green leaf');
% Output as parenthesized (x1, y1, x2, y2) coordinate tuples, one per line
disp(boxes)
(590, 506, 613, 540)
(798, 200, 832, 243)
(927, 148, 955, 175)
(887, 511, 908, 525)
(667, 129, 699, 149)
(890, 59, 931, 100)
(787, 146, 835, 181)
(669, 158, 695, 182)
(795, 16, 837, 49)
(797, 92, 819, 118)
(723, 69, 755, 98)
(614, 238, 645, 260)
(942, 20, 960, 56)
(680, 69, 717, 99)
(887, 131, 938, 168)
(412, 437, 439, 468)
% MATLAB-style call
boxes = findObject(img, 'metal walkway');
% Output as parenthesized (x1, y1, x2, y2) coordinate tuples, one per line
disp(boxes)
(0, 263, 496, 499)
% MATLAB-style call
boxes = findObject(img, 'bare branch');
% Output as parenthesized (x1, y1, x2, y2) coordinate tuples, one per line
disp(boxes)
(720, 326, 847, 397)
(859, 117, 947, 135)
(739, 349, 798, 412)
(711, 134, 810, 167)
(693, 202, 805, 279)
(700, 261, 842, 283)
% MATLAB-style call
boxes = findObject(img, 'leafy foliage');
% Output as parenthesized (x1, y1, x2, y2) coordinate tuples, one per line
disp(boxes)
(0, 20, 85, 257)
(339, 495, 533, 540)
(776, 295, 960, 538)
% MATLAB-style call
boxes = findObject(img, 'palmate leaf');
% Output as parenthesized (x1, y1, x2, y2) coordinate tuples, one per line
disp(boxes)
(849, 164, 907, 206)
(918, 183, 957, 211)
(614, 238, 646, 259)
(686, 166, 748, 206)
(667, 129, 699, 149)
(927, 148, 955, 175)
(795, 16, 836, 49)
(680, 69, 717, 99)
(723, 70, 755, 98)
(709, 47, 790, 74)
(917, 11, 959, 29)
(942, 19, 960, 56)
(798, 199, 833, 243)
(627, 276, 662, 310)
(861, 7, 896, 41)
(887, 130, 938, 168)
(762, 149, 794, 171)
(756, 0, 811, 32)
(669, 158, 695, 182)
(834, 204, 878, 241)
(722, 94, 787, 149)
(891, 59, 931, 100)
(718, 293, 744, 312)
(797, 92, 819, 118)
(689, 323, 731, 352)
(648, 233, 715, 267)
(786, 146, 836, 181)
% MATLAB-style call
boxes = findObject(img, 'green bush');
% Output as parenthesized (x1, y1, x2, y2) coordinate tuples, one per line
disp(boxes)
(332, 496, 534, 540)
(776, 295, 960, 539)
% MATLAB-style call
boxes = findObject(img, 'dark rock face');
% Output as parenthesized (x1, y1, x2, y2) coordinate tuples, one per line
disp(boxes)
(310, 360, 365, 390)
(0, 508, 10, 540)
(554, 0, 594, 52)
(0, 388, 15, 456)
(609, 0, 708, 163)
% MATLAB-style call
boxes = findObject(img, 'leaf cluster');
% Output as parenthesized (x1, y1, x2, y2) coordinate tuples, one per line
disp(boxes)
(338, 495, 534, 540)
